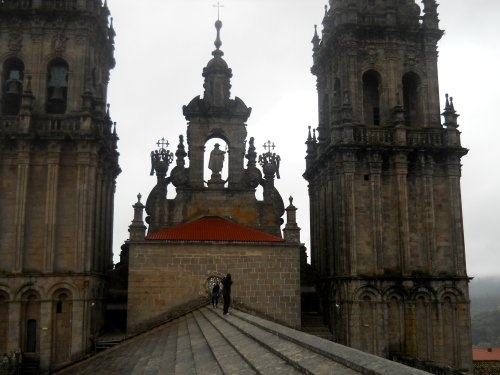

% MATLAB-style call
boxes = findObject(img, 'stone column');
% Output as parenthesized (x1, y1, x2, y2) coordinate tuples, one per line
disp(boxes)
(39, 299, 52, 371)
(14, 141, 30, 272)
(342, 150, 357, 276)
(76, 143, 91, 272)
(447, 154, 466, 276)
(44, 142, 61, 272)
(369, 151, 383, 272)
(7, 300, 20, 352)
(327, 166, 335, 273)
(421, 153, 436, 273)
(393, 151, 410, 274)
(93, 168, 103, 272)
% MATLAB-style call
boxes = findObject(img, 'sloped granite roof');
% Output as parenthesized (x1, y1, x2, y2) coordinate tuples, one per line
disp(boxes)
(146, 216, 284, 242)
(54, 307, 432, 375)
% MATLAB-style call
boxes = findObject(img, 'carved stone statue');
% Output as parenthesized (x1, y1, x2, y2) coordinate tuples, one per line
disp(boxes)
(208, 143, 225, 176)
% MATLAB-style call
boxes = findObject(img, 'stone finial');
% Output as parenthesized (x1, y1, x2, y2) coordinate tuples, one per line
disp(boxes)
(305, 126, 318, 165)
(213, 20, 223, 58)
(259, 140, 281, 180)
(175, 135, 187, 167)
(150, 138, 174, 177)
(129, 193, 146, 240)
(243, 137, 262, 189)
(283, 195, 300, 243)
(201, 18, 232, 107)
(245, 136, 257, 168)
(442, 93, 459, 128)
(422, 0, 440, 29)
(312, 25, 320, 52)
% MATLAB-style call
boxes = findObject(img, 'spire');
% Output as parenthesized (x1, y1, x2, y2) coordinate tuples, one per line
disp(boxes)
(311, 25, 320, 53)
(201, 18, 233, 107)
(442, 93, 459, 128)
(283, 196, 301, 244)
(305, 126, 317, 169)
(213, 20, 224, 58)
(129, 193, 146, 241)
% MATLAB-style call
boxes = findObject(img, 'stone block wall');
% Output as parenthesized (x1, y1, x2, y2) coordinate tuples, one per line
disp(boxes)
(0, 274, 106, 371)
(127, 241, 301, 332)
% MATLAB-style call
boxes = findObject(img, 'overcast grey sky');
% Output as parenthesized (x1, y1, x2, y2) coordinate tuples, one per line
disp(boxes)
(106, 0, 500, 278)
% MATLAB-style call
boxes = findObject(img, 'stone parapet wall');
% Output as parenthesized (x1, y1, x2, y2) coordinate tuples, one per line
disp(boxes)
(127, 241, 301, 332)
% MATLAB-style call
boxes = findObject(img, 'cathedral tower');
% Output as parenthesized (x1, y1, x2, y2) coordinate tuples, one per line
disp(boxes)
(304, 0, 471, 372)
(0, 0, 118, 371)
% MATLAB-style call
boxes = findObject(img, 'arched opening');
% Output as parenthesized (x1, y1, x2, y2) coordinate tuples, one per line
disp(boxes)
(2, 58, 24, 115)
(204, 138, 228, 187)
(402, 72, 421, 126)
(362, 70, 381, 125)
(22, 292, 40, 353)
(52, 291, 72, 364)
(0, 293, 8, 354)
(46, 58, 68, 114)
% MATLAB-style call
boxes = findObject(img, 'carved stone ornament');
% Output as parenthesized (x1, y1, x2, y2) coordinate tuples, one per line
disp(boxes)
(8, 31, 23, 52)
(54, 33, 68, 52)
(405, 49, 418, 66)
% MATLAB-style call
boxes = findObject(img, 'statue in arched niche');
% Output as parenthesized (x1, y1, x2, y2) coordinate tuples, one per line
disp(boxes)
(208, 143, 225, 177)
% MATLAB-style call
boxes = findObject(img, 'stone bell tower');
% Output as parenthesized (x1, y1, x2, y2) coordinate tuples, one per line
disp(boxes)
(304, 0, 471, 372)
(0, 0, 118, 371)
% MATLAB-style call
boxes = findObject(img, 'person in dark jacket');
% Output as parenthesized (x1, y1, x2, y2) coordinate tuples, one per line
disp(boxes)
(221, 273, 232, 315)
(211, 279, 220, 308)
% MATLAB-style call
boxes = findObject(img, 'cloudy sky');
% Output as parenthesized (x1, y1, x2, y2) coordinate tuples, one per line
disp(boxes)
(106, 0, 500, 278)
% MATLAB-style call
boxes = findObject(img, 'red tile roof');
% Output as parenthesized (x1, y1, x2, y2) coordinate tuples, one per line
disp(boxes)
(146, 216, 284, 242)
(473, 348, 500, 361)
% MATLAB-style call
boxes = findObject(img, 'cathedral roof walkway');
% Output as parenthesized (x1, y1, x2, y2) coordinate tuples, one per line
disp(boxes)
(53, 306, 431, 375)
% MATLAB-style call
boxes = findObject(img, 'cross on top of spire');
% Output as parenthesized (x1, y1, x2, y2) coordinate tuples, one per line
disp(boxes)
(156, 137, 169, 151)
(213, 1, 224, 21)
(263, 140, 275, 153)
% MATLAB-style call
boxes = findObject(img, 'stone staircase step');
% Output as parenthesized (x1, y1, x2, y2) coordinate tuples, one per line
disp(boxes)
(192, 310, 256, 375)
(53, 307, 433, 375)
(174, 316, 196, 375)
(210, 308, 358, 375)
(301, 312, 334, 341)
(186, 312, 223, 375)
(200, 308, 302, 375)
(154, 318, 178, 374)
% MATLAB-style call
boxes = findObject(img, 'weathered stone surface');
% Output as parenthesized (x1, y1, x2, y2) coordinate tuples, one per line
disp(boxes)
(0, 1, 118, 372)
(304, 0, 472, 372)
(127, 241, 301, 332)
(54, 307, 433, 375)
